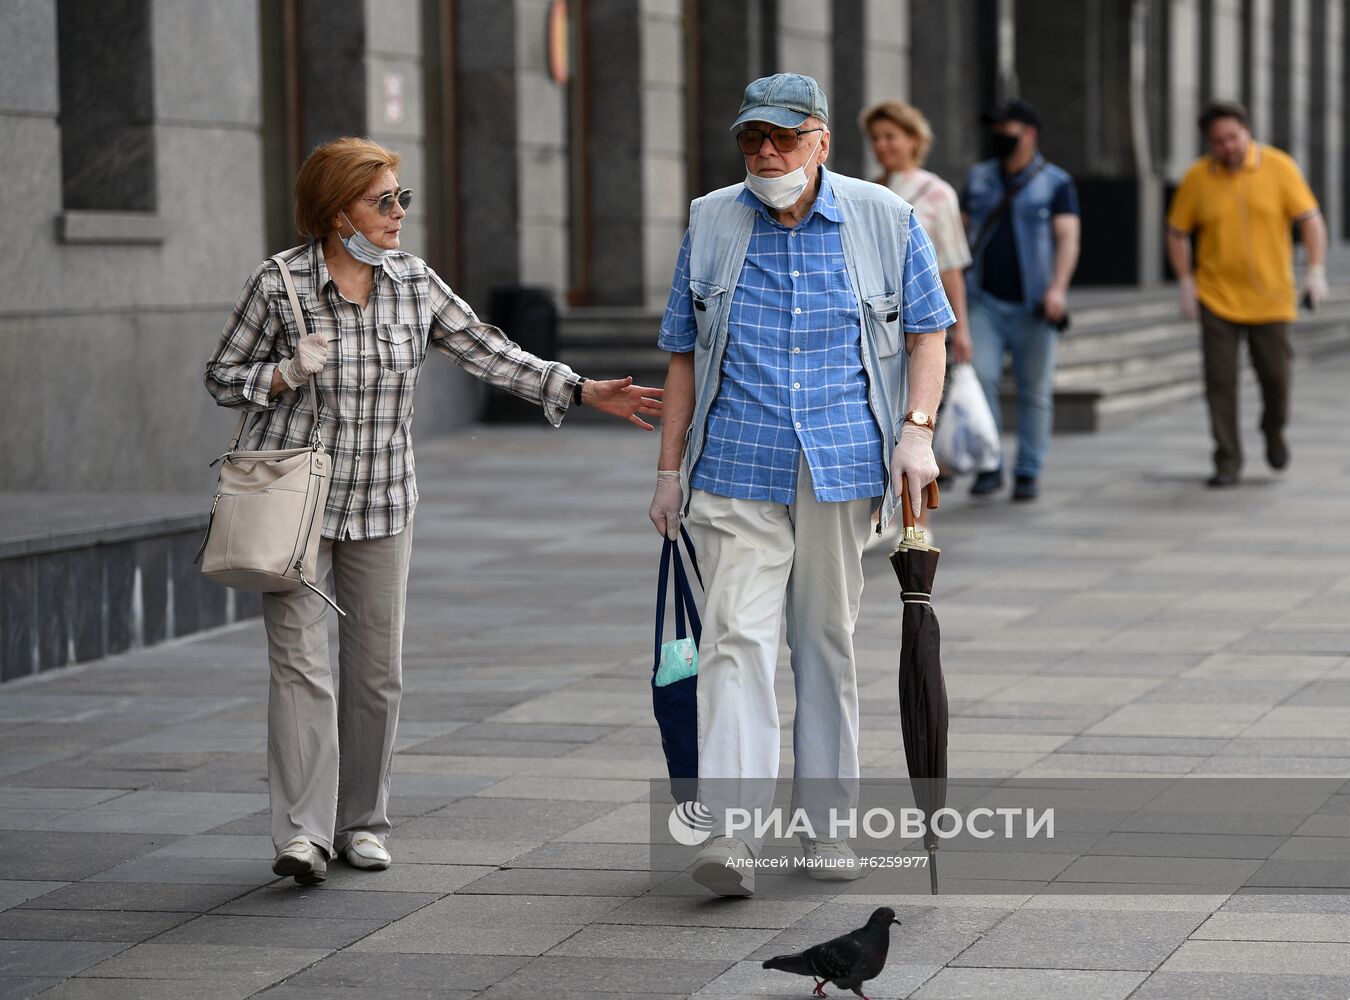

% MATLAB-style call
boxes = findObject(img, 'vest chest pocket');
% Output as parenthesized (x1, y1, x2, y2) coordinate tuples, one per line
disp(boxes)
(376, 323, 422, 373)
(689, 279, 728, 349)
(864, 291, 903, 358)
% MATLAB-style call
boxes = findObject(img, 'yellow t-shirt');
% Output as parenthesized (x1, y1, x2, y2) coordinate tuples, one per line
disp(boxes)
(1167, 143, 1319, 323)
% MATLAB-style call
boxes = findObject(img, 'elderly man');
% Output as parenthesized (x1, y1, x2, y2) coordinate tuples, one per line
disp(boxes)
(649, 73, 952, 897)
(1167, 100, 1327, 487)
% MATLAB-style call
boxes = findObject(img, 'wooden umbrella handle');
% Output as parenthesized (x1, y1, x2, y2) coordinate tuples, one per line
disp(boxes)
(900, 477, 941, 532)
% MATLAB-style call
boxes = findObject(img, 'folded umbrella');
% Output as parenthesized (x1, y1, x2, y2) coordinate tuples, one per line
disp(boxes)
(889, 478, 949, 894)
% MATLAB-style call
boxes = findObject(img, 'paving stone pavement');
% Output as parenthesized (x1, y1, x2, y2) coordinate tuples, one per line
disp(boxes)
(2, 354, 1349, 999)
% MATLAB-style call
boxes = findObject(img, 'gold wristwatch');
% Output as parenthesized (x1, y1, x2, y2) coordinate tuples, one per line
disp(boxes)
(903, 408, 936, 433)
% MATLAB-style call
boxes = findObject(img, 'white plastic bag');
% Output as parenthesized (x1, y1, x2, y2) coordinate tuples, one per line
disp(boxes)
(932, 363, 1002, 474)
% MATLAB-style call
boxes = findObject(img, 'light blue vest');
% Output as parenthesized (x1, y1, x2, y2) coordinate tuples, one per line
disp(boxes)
(683, 171, 915, 530)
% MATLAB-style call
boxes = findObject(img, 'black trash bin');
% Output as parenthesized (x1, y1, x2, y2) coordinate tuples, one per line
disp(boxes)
(483, 286, 559, 423)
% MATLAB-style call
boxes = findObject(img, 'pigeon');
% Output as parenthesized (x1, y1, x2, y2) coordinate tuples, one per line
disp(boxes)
(762, 906, 901, 999)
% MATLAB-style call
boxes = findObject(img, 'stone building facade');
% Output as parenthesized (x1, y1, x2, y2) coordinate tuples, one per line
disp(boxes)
(1, 0, 1345, 494)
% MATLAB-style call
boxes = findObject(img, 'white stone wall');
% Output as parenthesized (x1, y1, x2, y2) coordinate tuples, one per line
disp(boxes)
(365, 0, 426, 257)
(777, 0, 832, 98)
(1290, 0, 1310, 166)
(863, 0, 908, 110)
(0, 0, 268, 492)
(0, 0, 264, 314)
(1211, 0, 1243, 100)
(641, 0, 686, 310)
(515, 0, 570, 297)
(1167, 0, 1202, 180)
(1250, 0, 1273, 140)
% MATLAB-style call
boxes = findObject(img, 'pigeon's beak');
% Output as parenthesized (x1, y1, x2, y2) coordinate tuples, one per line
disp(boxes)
(891, 918, 902, 926)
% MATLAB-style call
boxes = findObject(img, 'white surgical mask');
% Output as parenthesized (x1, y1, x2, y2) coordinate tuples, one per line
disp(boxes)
(339, 211, 392, 266)
(743, 131, 823, 209)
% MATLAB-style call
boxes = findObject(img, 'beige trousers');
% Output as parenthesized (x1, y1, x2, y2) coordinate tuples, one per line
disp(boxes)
(261, 520, 413, 857)
(686, 455, 872, 854)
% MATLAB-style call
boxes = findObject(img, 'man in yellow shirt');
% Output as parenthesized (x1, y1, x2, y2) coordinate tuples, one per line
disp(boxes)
(1166, 100, 1327, 487)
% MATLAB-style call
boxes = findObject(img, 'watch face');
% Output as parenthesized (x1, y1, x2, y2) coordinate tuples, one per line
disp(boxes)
(911, 410, 930, 425)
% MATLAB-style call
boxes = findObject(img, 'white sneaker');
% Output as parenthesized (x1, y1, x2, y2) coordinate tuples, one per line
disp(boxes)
(272, 837, 327, 884)
(343, 832, 391, 870)
(691, 836, 756, 896)
(801, 838, 864, 881)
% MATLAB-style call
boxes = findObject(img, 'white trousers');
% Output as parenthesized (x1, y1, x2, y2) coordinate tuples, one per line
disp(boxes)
(686, 454, 872, 854)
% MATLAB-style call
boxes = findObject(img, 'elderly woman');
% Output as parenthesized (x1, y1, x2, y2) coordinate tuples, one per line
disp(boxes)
(863, 100, 972, 543)
(864, 100, 971, 365)
(205, 137, 661, 885)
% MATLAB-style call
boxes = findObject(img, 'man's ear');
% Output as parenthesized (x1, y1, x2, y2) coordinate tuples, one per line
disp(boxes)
(818, 129, 832, 165)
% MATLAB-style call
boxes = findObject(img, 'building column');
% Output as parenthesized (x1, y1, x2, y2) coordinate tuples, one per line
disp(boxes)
(1017, 0, 1162, 285)
(573, 0, 685, 308)
(905, 0, 983, 189)
(1328, 0, 1345, 241)
(640, 0, 687, 309)
(831, 0, 868, 178)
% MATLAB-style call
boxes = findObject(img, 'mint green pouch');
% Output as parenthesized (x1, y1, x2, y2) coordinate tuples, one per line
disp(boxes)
(654, 636, 698, 687)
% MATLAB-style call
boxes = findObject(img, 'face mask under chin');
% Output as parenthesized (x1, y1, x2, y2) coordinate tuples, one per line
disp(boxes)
(743, 132, 824, 210)
(339, 210, 392, 266)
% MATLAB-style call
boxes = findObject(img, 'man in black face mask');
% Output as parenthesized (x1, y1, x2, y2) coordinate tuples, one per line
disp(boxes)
(960, 99, 1080, 501)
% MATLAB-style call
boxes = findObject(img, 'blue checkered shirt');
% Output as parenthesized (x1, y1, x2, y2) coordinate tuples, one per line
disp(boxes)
(658, 168, 955, 503)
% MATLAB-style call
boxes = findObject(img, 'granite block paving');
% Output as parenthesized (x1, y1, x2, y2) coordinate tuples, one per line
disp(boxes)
(3, 356, 1350, 994)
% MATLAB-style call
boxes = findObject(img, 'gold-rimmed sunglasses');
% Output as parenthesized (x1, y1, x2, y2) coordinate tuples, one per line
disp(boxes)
(735, 126, 825, 155)
(362, 187, 414, 215)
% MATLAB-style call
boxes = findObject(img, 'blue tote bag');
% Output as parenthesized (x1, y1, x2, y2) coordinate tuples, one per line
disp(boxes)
(652, 526, 702, 803)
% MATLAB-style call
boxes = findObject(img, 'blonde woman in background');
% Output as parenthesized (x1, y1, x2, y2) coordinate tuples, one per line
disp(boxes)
(863, 100, 972, 546)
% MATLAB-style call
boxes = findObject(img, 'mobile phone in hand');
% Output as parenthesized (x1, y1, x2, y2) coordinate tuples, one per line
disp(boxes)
(1033, 302, 1071, 333)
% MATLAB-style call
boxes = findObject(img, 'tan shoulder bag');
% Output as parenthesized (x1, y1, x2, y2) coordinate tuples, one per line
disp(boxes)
(195, 255, 344, 615)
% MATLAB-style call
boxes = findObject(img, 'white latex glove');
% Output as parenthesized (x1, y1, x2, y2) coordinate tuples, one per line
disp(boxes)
(278, 332, 330, 389)
(1178, 276, 1199, 321)
(1301, 264, 1328, 309)
(649, 471, 684, 540)
(891, 424, 940, 520)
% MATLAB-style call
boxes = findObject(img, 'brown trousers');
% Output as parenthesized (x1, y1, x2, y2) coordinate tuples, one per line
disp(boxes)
(1199, 306, 1292, 476)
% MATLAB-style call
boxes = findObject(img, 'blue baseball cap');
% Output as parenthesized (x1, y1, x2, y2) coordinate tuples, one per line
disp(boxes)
(730, 73, 830, 130)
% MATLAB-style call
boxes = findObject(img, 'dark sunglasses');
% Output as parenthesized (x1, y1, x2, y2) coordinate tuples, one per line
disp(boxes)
(735, 126, 825, 155)
(362, 187, 414, 215)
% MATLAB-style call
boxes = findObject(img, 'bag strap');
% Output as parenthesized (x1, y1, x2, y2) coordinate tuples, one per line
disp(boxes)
(672, 546, 701, 645)
(654, 536, 704, 669)
(223, 256, 323, 456)
(679, 525, 703, 588)
(654, 540, 673, 668)
(967, 159, 1048, 263)
(271, 255, 323, 450)
(907, 176, 938, 207)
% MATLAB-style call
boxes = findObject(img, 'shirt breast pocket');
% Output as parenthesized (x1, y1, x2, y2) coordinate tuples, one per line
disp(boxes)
(863, 291, 903, 358)
(689, 279, 728, 349)
(376, 323, 423, 373)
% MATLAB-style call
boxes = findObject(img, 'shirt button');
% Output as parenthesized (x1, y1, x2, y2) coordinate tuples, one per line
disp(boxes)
(794, 307, 802, 315)
(792, 270, 800, 277)
(794, 421, 802, 429)
(793, 347, 801, 354)
(789, 232, 797, 239)
(793, 382, 801, 389)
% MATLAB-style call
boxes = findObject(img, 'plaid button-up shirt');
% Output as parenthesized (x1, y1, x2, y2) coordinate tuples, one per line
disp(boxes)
(658, 168, 954, 504)
(205, 241, 579, 540)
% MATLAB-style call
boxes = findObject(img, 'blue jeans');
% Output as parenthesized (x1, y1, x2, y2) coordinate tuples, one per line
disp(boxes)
(969, 294, 1058, 479)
